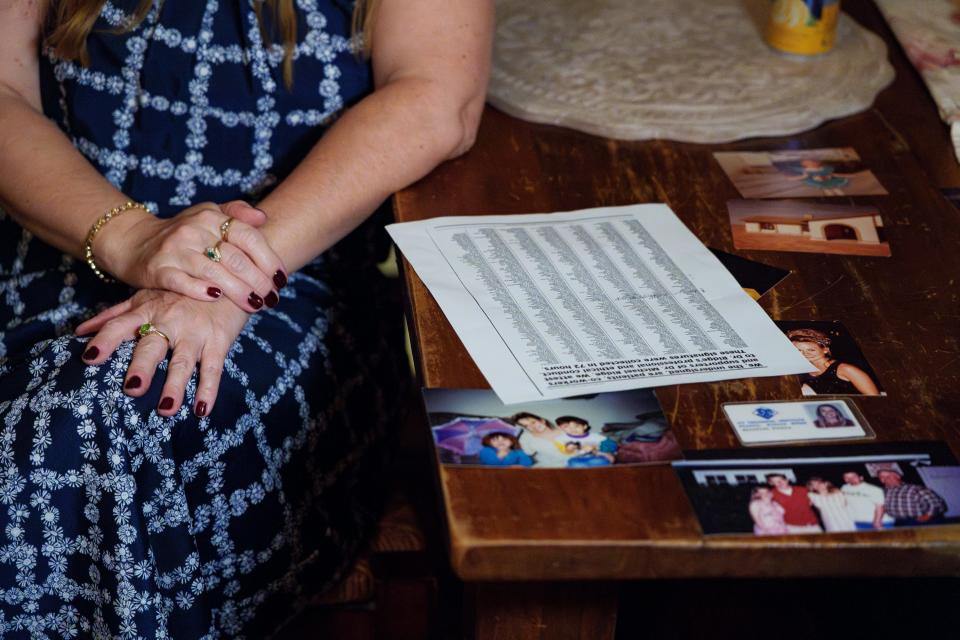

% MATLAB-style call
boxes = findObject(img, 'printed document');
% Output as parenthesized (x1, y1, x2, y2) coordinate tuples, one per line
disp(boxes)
(387, 204, 814, 403)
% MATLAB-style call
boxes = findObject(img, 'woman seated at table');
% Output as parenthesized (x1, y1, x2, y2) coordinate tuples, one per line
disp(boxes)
(0, 0, 492, 636)
(786, 328, 881, 396)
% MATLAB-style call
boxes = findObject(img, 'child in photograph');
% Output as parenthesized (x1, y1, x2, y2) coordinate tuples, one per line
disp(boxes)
(715, 148, 887, 199)
(767, 473, 823, 533)
(478, 432, 534, 468)
(563, 440, 614, 468)
(511, 411, 568, 468)
(794, 159, 850, 195)
(566, 454, 614, 468)
(749, 487, 789, 536)
(555, 416, 618, 465)
(806, 477, 856, 532)
(812, 403, 855, 428)
(786, 328, 882, 396)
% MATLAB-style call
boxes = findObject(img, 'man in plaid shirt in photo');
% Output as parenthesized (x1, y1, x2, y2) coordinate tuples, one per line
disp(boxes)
(878, 469, 948, 526)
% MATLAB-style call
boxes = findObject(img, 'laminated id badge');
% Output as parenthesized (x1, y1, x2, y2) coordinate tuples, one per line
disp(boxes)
(722, 399, 874, 446)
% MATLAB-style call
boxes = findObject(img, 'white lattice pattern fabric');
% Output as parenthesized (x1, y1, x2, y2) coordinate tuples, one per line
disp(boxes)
(0, 1, 403, 637)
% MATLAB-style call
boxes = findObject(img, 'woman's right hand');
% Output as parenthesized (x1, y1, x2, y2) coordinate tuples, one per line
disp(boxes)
(76, 287, 252, 417)
(95, 200, 288, 312)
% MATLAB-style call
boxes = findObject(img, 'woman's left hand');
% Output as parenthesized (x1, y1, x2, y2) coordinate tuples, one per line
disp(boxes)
(76, 289, 251, 417)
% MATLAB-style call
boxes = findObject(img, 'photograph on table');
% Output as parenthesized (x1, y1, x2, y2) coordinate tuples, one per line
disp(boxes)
(722, 398, 874, 446)
(727, 200, 892, 257)
(673, 441, 960, 536)
(776, 320, 886, 396)
(708, 248, 791, 300)
(714, 147, 888, 198)
(422, 388, 681, 469)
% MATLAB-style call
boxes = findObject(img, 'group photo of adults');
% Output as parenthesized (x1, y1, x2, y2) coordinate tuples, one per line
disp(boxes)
(673, 443, 960, 536)
(750, 469, 943, 534)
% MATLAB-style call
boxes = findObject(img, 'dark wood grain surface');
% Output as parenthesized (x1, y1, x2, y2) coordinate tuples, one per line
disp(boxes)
(394, 0, 960, 581)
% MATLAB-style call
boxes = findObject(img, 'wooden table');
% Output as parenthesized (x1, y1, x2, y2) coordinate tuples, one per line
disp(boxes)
(392, 2, 960, 637)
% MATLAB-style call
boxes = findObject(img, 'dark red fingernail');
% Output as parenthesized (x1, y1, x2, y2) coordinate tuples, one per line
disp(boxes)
(195, 401, 208, 417)
(273, 270, 287, 289)
(207, 287, 222, 298)
(264, 291, 279, 308)
(124, 376, 141, 390)
(248, 292, 263, 309)
(82, 346, 100, 361)
(158, 397, 174, 411)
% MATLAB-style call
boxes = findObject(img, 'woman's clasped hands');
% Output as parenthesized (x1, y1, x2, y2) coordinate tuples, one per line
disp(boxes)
(76, 200, 288, 417)
(94, 200, 288, 311)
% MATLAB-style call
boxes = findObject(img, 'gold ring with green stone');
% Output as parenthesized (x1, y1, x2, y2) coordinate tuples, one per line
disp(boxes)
(137, 322, 171, 344)
(203, 244, 222, 262)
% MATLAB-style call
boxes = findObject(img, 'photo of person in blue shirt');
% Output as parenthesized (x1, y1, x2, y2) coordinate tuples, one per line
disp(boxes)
(478, 432, 535, 467)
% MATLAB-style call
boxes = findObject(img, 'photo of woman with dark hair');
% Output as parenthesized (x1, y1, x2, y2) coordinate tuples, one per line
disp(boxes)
(510, 411, 567, 467)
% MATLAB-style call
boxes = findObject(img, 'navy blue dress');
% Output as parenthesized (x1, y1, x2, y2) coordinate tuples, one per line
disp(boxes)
(0, 1, 402, 637)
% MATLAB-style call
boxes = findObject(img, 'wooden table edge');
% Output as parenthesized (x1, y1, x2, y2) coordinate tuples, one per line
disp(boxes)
(447, 534, 960, 580)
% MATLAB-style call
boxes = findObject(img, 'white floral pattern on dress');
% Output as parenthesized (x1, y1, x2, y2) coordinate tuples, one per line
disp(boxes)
(0, 1, 399, 637)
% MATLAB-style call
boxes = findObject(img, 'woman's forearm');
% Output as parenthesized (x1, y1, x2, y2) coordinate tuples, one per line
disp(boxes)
(1, 0, 493, 278)
(0, 2, 133, 260)
(255, 77, 482, 271)
(255, 0, 493, 271)
(0, 92, 148, 260)
(1, 74, 477, 275)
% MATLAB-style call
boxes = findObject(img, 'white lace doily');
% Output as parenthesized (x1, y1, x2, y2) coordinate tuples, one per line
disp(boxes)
(488, 0, 895, 143)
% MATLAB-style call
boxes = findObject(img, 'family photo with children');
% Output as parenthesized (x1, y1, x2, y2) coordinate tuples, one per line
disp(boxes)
(423, 388, 683, 469)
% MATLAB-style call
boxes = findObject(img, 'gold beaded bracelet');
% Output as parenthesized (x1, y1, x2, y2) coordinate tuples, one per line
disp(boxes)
(83, 201, 148, 283)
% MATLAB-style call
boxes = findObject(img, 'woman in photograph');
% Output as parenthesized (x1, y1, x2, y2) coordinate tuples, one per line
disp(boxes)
(478, 432, 534, 468)
(0, 0, 493, 636)
(510, 411, 568, 468)
(813, 403, 855, 428)
(749, 486, 789, 535)
(786, 328, 882, 396)
(807, 478, 857, 532)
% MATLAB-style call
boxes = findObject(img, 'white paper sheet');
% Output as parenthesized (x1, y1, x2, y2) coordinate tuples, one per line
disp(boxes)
(387, 204, 815, 403)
